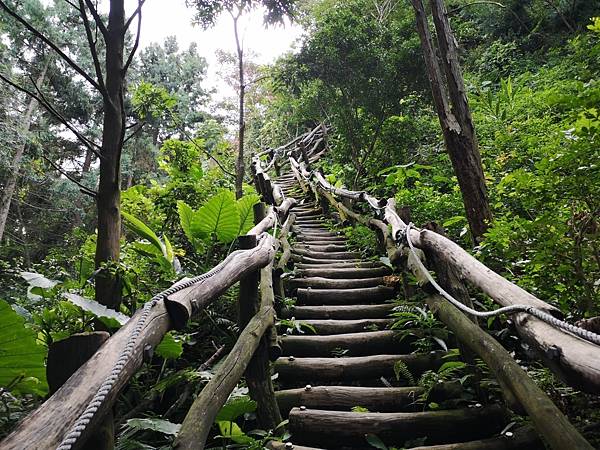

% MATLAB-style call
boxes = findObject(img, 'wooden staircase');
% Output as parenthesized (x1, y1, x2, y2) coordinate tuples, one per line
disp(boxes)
(268, 175, 544, 450)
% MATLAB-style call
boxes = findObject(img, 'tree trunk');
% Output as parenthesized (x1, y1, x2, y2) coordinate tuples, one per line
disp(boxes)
(411, 0, 492, 242)
(95, 0, 126, 308)
(0, 61, 48, 242)
(234, 13, 245, 199)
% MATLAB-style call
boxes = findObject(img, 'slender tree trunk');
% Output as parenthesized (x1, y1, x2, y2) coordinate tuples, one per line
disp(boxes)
(95, 0, 126, 308)
(81, 147, 94, 173)
(411, 0, 492, 242)
(233, 12, 245, 200)
(0, 61, 49, 242)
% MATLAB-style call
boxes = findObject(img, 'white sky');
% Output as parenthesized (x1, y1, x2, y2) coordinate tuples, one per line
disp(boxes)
(125, 0, 303, 100)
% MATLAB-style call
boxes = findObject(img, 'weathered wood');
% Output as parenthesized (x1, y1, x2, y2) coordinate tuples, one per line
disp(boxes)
(288, 406, 507, 447)
(276, 198, 296, 220)
(295, 266, 391, 279)
(296, 261, 382, 269)
(281, 330, 404, 356)
(291, 248, 362, 260)
(274, 352, 449, 382)
(249, 207, 277, 236)
(165, 235, 277, 329)
(243, 262, 283, 432)
(292, 255, 363, 265)
(294, 243, 347, 252)
(295, 236, 346, 244)
(426, 295, 593, 450)
(406, 425, 543, 450)
(174, 305, 274, 449)
(300, 318, 394, 334)
(281, 304, 395, 320)
(2, 301, 173, 450)
(287, 276, 385, 291)
(47, 332, 113, 450)
(267, 442, 322, 450)
(296, 285, 395, 305)
(276, 386, 424, 415)
(277, 213, 296, 272)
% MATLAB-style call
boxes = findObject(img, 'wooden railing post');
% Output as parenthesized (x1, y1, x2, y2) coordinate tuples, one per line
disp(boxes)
(237, 206, 283, 432)
(47, 332, 114, 450)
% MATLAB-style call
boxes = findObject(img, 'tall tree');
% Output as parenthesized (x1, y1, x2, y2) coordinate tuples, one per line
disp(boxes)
(411, 0, 492, 242)
(0, 0, 146, 307)
(187, 0, 295, 199)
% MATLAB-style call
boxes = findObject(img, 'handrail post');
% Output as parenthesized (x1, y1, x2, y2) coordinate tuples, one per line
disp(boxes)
(237, 206, 283, 432)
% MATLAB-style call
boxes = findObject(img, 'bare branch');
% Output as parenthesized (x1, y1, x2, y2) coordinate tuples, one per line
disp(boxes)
(41, 155, 97, 197)
(0, 0, 103, 92)
(124, 0, 146, 30)
(123, 0, 144, 74)
(79, 0, 107, 95)
(27, 74, 102, 155)
(83, 0, 108, 38)
(0, 72, 102, 157)
(62, 0, 81, 11)
(123, 121, 145, 145)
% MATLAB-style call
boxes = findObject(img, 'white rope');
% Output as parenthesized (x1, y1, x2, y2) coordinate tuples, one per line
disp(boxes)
(403, 222, 600, 346)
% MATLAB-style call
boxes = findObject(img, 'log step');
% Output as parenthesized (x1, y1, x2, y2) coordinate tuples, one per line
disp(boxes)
(300, 318, 394, 334)
(294, 244, 348, 252)
(281, 304, 395, 320)
(296, 261, 383, 269)
(281, 330, 404, 357)
(276, 385, 424, 415)
(295, 237, 347, 244)
(406, 425, 544, 450)
(274, 352, 449, 382)
(293, 256, 363, 265)
(296, 266, 392, 279)
(287, 405, 508, 448)
(296, 286, 396, 305)
(291, 249, 363, 260)
(288, 276, 385, 291)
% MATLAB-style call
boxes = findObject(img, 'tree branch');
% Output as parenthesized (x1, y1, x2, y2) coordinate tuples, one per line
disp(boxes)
(27, 74, 103, 155)
(78, 0, 107, 96)
(83, 0, 108, 38)
(0, 0, 102, 92)
(41, 155, 97, 197)
(123, 0, 144, 74)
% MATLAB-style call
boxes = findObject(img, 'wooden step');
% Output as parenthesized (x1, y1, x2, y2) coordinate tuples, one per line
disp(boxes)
(296, 261, 382, 269)
(287, 405, 508, 448)
(276, 385, 424, 415)
(280, 330, 404, 357)
(292, 249, 363, 260)
(274, 352, 448, 382)
(293, 256, 363, 265)
(294, 244, 348, 252)
(296, 286, 395, 305)
(406, 425, 544, 450)
(288, 276, 385, 291)
(299, 318, 394, 334)
(281, 304, 394, 320)
(296, 266, 391, 279)
(295, 237, 347, 244)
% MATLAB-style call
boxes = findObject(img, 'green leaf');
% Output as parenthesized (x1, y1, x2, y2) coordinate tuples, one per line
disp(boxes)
(126, 417, 181, 436)
(122, 211, 164, 256)
(236, 193, 260, 235)
(163, 235, 174, 263)
(365, 433, 388, 450)
(0, 300, 48, 395)
(63, 293, 129, 325)
(155, 332, 183, 360)
(177, 200, 201, 242)
(216, 396, 257, 421)
(216, 421, 254, 444)
(194, 190, 240, 243)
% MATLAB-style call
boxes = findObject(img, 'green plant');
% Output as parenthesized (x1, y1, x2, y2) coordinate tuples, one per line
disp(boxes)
(391, 306, 449, 352)
(277, 318, 316, 335)
(393, 360, 415, 385)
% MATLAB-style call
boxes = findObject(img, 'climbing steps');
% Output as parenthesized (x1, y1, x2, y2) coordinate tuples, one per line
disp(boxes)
(269, 174, 544, 449)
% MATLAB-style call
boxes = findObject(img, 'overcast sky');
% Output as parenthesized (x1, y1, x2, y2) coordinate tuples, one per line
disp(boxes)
(124, 0, 303, 99)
